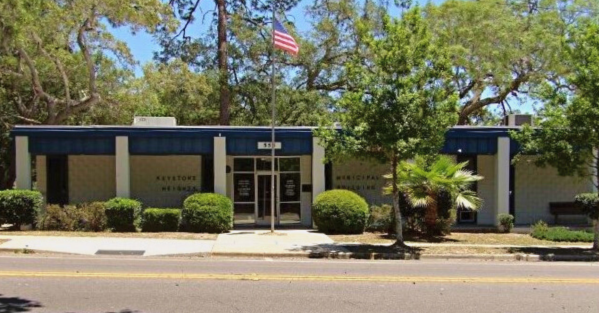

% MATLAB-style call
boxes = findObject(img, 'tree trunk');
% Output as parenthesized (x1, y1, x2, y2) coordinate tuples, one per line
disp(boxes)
(424, 192, 438, 234)
(216, 0, 230, 125)
(391, 154, 408, 249)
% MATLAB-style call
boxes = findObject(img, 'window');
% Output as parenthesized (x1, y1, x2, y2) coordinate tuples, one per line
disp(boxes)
(279, 158, 301, 224)
(234, 158, 254, 172)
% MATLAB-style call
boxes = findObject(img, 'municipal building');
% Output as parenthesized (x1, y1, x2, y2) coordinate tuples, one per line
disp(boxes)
(10, 116, 593, 227)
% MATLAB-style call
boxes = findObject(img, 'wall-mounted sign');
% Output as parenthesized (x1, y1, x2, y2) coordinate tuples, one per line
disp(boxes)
(332, 159, 391, 205)
(257, 142, 281, 150)
(280, 173, 300, 202)
(234, 173, 255, 202)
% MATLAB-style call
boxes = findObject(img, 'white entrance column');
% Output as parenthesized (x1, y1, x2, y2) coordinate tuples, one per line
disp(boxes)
(115, 136, 130, 198)
(495, 136, 510, 225)
(15, 136, 32, 189)
(312, 137, 326, 202)
(214, 136, 227, 195)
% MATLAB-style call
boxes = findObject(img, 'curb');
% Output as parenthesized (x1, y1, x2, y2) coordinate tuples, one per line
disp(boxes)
(3, 247, 598, 262)
(210, 251, 599, 262)
(0, 247, 77, 255)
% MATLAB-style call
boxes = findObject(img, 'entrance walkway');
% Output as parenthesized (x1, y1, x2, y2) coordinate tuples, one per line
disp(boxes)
(211, 230, 340, 256)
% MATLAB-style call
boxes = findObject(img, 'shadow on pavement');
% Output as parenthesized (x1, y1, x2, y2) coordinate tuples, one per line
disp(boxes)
(0, 294, 42, 313)
(66, 309, 142, 313)
(507, 247, 599, 261)
(294, 243, 423, 259)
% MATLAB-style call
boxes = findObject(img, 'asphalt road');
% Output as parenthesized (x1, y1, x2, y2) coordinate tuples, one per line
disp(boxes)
(0, 255, 598, 313)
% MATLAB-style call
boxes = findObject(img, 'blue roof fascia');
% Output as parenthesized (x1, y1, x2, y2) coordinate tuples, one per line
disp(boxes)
(11, 126, 315, 138)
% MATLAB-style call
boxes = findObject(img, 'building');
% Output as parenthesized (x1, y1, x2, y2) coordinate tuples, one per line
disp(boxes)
(10, 117, 593, 227)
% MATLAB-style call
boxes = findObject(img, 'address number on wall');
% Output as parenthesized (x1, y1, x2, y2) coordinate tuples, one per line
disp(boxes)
(257, 142, 281, 149)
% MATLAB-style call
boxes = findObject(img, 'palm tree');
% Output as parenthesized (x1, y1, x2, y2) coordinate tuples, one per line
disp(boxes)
(386, 156, 484, 234)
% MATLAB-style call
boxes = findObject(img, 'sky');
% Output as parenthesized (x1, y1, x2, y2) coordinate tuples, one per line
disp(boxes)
(112, 0, 445, 72)
(111, 0, 534, 114)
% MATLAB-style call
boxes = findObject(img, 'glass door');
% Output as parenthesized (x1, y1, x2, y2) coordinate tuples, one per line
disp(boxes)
(257, 174, 278, 224)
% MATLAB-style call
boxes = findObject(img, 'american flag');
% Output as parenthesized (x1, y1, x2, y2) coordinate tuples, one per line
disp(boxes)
(273, 19, 299, 55)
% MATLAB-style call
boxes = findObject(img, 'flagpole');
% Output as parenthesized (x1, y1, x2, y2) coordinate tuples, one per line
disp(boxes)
(270, 1, 276, 233)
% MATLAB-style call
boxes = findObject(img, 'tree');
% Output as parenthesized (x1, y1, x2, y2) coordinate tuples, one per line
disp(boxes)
(157, 0, 301, 125)
(0, 0, 175, 189)
(0, 0, 174, 125)
(425, 0, 598, 125)
(131, 60, 219, 125)
(511, 21, 599, 250)
(316, 7, 458, 249)
(386, 156, 483, 235)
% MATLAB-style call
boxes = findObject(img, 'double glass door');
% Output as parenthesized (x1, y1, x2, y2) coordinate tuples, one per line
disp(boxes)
(232, 157, 302, 225)
(257, 174, 278, 224)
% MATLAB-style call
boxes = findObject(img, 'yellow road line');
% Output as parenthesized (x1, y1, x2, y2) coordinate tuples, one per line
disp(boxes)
(0, 271, 598, 284)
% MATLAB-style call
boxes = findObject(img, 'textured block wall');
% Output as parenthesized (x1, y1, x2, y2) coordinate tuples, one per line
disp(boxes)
(514, 156, 593, 224)
(332, 159, 391, 206)
(476, 155, 496, 225)
(69, 156, 116, 204)
(35, 155, 47, 201)
(300, 155, 312, 225)
(130, 155, 201, 208)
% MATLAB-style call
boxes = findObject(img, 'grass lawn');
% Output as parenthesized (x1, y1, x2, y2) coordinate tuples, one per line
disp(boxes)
(0, 231, 218, 240)
(329, 232, 592, 246)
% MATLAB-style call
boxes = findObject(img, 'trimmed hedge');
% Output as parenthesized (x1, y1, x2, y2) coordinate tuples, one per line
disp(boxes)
(312, 190, 369, 234)
(531, 221, 594, 242)
(142, 208, 181, 232)
(0, 189, 43, 228)
(79, 202, 107, 232)
(498, 213, 514, 233)
(38, 205, 82, 231)
(38, 202, 107, 232)
(182, 193, 233, 233)
(575, 193, 599, 220)
(104, 198, 142, 232)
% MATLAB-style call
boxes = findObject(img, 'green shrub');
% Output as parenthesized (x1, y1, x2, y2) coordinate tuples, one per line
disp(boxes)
(37, 204, 84, 231)
(531, 221, 593, 242)
(312, 190, 369, 234)
(37, 202, 107, 232)
(498, 213, 515, 233)
(104, 198, 142, 232)
(142, 208, 181, 232)
(431, 208, 457, 236)
(366, 204, 395, 234)
(78, 202, 107, 232)
(575, 193, 599, 220)
(400, 190, 456, 235)
(0, 189, 43, 229)
(182, 193, 233, 233)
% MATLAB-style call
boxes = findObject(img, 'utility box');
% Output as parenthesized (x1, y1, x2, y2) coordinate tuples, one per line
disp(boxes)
(132, 117, 177, 127)
(503, 114, 533, 127)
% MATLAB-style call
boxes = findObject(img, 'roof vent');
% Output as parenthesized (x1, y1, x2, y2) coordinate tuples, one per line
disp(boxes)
(503, 114, 533, 127)
(133, 117, 177, 127)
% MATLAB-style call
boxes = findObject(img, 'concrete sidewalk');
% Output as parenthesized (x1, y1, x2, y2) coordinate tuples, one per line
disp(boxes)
(0, 235, 215, 256)
(211, 230, 342, 256)
(0, 231, 596, 261)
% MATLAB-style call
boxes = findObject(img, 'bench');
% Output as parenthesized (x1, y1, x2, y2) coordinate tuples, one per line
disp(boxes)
(549, 202, 584, 224)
